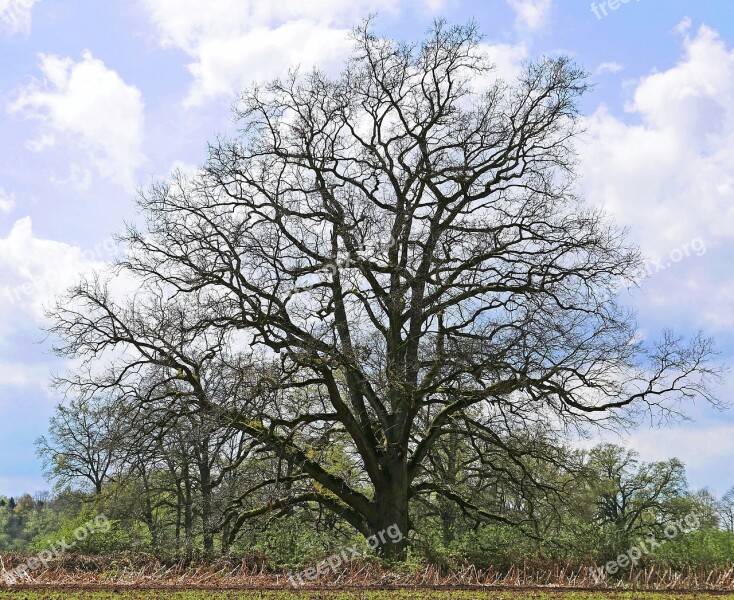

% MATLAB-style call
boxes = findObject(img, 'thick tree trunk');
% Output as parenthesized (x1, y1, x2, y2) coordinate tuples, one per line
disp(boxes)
(439, 501, 456, 546)
(371, 456, 409, 560)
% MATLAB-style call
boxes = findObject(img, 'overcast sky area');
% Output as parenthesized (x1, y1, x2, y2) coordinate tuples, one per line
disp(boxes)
(0, 0, 733, 498)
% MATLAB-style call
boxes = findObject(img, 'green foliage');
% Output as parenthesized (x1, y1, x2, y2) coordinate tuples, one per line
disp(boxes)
(4, 442, 734, 571)
(653, 528, 734, 566)
(21, 506, 66, 547)
(0, 494, 40, 550)
(237, 513, 340, 568)
(27, 508, 150, 554)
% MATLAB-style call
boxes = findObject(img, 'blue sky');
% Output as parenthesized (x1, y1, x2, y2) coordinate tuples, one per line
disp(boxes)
(1, 0, 733, 498)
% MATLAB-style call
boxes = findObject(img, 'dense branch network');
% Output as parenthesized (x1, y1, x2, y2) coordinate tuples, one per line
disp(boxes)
(45, 20, 720, 559)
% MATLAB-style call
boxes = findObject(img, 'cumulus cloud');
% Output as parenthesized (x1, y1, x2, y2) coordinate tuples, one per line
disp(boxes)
(582, 24, 734, 254)
(140, 0, 445, 106)
(506, 0, 552, 32)
(0, 219, 131, 445)
(0, 187, 15, 213)
(0, 217, 113, 319)
(580, 23, 734, 331)
(9, 51, 146, 189)
(0, 0, 38, 35)
(480, 41, 528, 82)
(186, 21, 354, 105)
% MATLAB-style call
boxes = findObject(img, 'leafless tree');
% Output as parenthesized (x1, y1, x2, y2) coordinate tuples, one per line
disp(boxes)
(48, 20, 719, 558)
(36, 396, 126, 495)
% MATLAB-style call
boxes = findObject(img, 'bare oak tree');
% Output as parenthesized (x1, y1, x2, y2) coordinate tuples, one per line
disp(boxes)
(48, 21, 719, 559)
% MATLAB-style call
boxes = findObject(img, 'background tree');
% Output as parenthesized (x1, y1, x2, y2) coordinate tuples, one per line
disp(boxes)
(583, 444, 688, 553)
(688, 488, 720, 529)
(36, 396, 126, 495)
(718, 487, 734, 533)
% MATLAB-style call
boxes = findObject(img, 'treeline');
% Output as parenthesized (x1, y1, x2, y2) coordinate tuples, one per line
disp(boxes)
(2, 440, 730, 568)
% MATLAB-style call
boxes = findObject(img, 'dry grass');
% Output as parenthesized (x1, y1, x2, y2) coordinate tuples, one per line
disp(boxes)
(0, 553, 733, 591)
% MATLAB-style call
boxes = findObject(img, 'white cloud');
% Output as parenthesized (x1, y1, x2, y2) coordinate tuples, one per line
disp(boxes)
(0, 187, 15, 213)
(25, 132, 55, 152)
(51, 163, 93, 192)
(582, 420, 734, 497)
(9, 52, 146, 189)
(506, 0, 552, 32)
(580, 24, 734, 332)
(581, 25, 734, 256)
(638, 261, 734, 331)
(0, 217, 112, 319)
(421, 0, 447, 12)
(596, 61, 624, 75)
(629, 424, 734, 488)
(0, 0, 38, 35)
(140, 0, 445, 106)
(0, 360, 43, 386)
(674, 16, 692, 37)
(143, 0, 401, 53)
(480, 41, 528, 82)
(187, 21, 354, 106)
